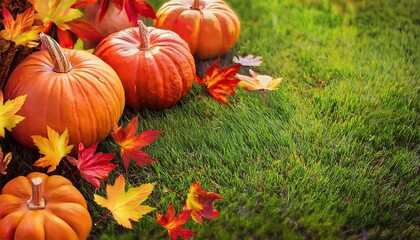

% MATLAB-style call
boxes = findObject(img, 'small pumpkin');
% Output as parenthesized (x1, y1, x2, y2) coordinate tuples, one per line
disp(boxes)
(154, 0, 241, 59)
(4, 33, 125, 154)
(0, 172, 92, 240)
(94, 21, 195, 109)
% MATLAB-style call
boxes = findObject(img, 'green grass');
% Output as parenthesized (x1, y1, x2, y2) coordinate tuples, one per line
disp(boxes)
(2, 0, 420, 239)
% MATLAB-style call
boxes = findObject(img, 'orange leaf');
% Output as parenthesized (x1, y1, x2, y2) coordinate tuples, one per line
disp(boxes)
(71, 0, 98, 8)
(236, 69, 283, 91)
(111, 115, 163, 170)
(196, 60, 240, 104)
(184, 182, 223, 224)
(0, 7, 42, 46)
(156, 203, 197, 240)
(94, 175, 155, 229)
(0, 91, 26, 138)
(57, 28, 75, 48)
(32, 127, 74, 173)
(0, 148, 12, 175)
(67, 20, 103, 40)
(66, 142, 116, 189)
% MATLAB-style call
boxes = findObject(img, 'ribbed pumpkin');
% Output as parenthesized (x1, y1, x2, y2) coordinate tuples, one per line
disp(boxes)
(154, 0, 241, 59)
(94, 21, 195, 109)
(4, 33, 125, 154)
(0, 172, 92, 240)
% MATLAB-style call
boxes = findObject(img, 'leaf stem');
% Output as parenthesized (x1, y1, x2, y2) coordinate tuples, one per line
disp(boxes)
(166, 185, 186, 198)
(71, 169, 80, 179)
(94, 210, 113, 226)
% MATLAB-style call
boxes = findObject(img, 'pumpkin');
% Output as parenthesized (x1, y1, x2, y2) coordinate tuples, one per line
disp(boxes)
(94, 21, 195, 109)
(80, 1, 134, 49)
(4, 33, 125, 154)
(0, 172, 92, 240)
(154, 0, 241, 59)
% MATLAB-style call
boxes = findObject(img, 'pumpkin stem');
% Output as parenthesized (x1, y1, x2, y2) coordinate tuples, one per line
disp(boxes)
(138, 20, 150, 51)
(192, 0, 200, 10)
(27, 177, 46, 210)
(39, 32, 73, 73)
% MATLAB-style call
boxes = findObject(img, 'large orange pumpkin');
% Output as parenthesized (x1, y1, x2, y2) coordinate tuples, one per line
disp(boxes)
(0, 172, 92, 240)
(94, 21, 195, 109)
(4, 33, 125, 154)
(154, 0, 241, 59)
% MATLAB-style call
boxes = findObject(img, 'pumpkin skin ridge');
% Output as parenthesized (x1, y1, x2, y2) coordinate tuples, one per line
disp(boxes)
(14, 212, 47, 240)
(196, 11, 223, 59)
(157, 50, 183, 103)
(158, 47, 194, 100)
(212, 11, 236, 53)
(152, 52, 180, 107)
(44, 203, 91, 239)
(68, 73, 106, 143)
(4, 49, 125, 154)
(0, 173, 92, 240)
(0, 209, 26, 239)
(173, 9, 202, 54)
(65, 52, 125, 144)
(140, 36, 194, 108)
(148, 27, 195, 102)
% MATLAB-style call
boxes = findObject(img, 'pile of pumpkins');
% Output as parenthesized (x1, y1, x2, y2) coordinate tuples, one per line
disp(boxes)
(4, 0, 240, 154)
(0, 0, 240, 239)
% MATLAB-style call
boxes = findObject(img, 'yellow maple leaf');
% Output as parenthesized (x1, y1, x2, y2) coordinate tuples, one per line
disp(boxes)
(94, 175, 155, 229)
(0, 91, 26, 138)
(29, 0, 84, 30)
(32, 127, 74, 173)
(0, 7, 42, 46)
(236, 69, 283, 91)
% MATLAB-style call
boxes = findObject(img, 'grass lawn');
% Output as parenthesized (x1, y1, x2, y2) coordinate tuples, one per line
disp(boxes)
(1, 0, 419, 239)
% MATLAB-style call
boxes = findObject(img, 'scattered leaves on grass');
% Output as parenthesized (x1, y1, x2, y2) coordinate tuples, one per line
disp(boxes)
(232, 54, 263, 67)
(195, 60, 241, 104)
(0, 7, 42, 47)
(66, 142, 116, 188)
(0, 148, 12, 175)
(29, 0, 102, 48)
(156, 203, 197, 240)
(236, 69, 283, 91)
(0, 91, 26, 138)
(32, 127, 73, 173)
(94, 174, 155, 229)
(184, 182, 223, 224)
(112, 115, 163, 170)
(99, 0, 156, 24)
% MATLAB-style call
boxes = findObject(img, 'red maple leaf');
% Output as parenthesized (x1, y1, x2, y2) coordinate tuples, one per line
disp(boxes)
(99, 0, 156, 24)
(66, 142, 116, 188)
(184, 182, 223, 224)
(111, 115, 163, 170)
(156, 203, 196, 240)
(195, 60, 241, 104)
